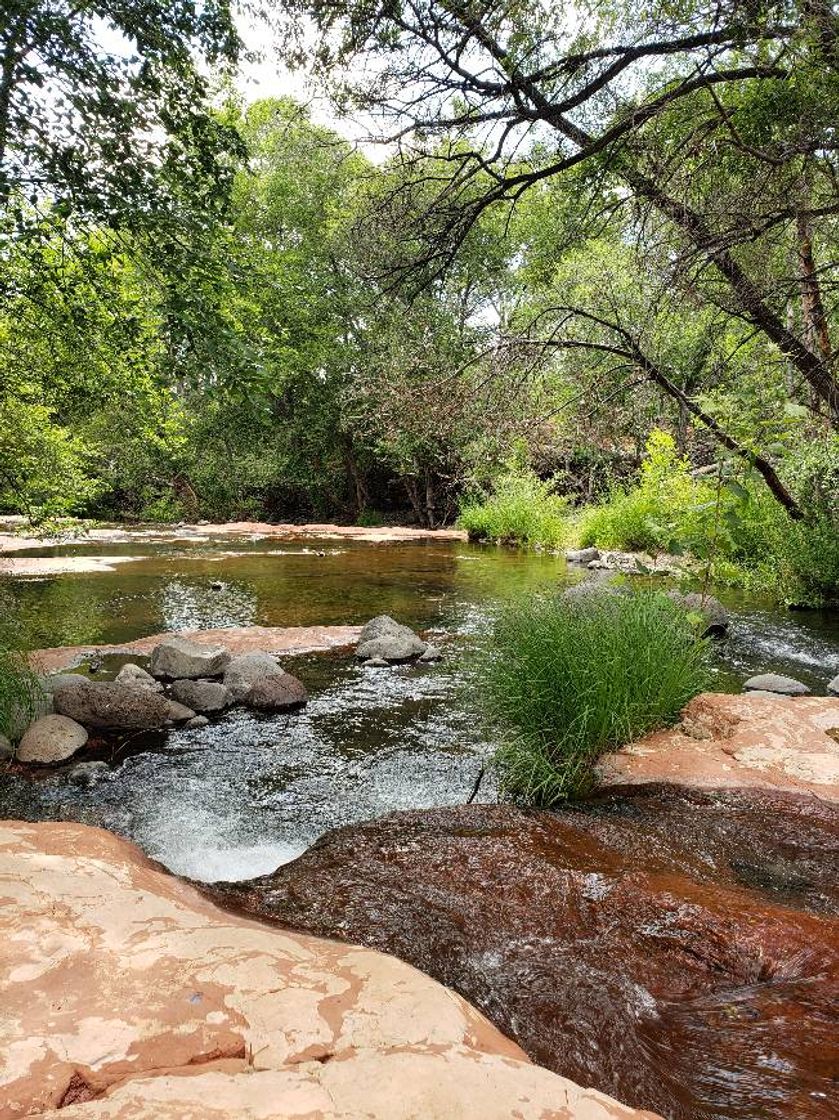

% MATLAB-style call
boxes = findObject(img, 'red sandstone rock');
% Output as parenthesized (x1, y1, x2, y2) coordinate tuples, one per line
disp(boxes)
(599, 692, 839, 801)
(0, 820, 658, 1120)
(213, 796, 839, 1120)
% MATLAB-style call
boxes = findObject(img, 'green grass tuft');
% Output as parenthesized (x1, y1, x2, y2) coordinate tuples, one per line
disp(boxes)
(458, 469, 568, 550)
(0, 648, 43, 742)
(476, 588, 711, 805)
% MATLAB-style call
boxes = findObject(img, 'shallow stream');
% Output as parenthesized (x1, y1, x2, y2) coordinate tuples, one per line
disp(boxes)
(1, 530, 838, 882)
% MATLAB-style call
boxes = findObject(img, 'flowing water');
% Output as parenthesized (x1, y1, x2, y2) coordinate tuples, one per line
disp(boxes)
(1, 528, 838, 1119)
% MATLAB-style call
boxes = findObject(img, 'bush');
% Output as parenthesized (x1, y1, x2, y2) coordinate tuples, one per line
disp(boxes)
(0, 648, 42, 743)
(458, 468, 569, 549)
(477, 589, 711, 805)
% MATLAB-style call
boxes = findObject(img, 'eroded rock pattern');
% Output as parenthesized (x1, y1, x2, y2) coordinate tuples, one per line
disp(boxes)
(0, 820, 657, 1120)
(214, 794, 839, 1120)
(600, 693, 839, 800)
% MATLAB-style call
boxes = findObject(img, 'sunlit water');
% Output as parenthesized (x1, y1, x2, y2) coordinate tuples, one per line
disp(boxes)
(1, 531, 837, 880)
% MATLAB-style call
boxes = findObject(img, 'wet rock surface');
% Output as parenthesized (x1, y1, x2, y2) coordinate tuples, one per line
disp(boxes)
(0, 820, 656, 1120)
(211, 792, 839, 1120)
(53, 679, 172, 731)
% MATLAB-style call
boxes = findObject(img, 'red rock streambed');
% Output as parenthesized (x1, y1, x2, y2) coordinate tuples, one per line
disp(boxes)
(209, 788, 839, 1120)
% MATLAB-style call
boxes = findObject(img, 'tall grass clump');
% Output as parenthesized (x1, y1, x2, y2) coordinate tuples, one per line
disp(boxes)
(477, 589, 711, 805)
(458, 467, 568, 550)
(0, 647, 42, 742)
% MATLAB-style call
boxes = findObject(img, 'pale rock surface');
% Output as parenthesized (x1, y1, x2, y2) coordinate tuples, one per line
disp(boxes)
(743, 673, 810, 696)
(15, 714, 88, 764)
(829, 674, 839, 697)
(600, 692, 839, 801)
(113, 663, 163, 692)
(0, 821, 659, 1120)
(223, 652, 284, 701)
(355, 615, 427, 663)
(150, 635, 231, 680)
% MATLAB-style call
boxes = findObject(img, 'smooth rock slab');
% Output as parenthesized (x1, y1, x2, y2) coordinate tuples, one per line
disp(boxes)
(600, 692, 839, 800)
(743, 673, 810, 696)
(150, 635, 231, 680)
(53, 680, 171, 731)
(170, 679, 231, 713)
(16, 714, 88, 764)
(0, 821, 657, 1120)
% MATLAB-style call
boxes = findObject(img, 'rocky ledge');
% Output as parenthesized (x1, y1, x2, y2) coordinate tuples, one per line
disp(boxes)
(0, 820, 656, 1120)
(600, 692, 839, 800)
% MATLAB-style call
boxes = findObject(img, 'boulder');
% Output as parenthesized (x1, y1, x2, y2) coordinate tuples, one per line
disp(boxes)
(356, 615, 427, 663)
(114, 663, 164, 692)
(16, 714, 88, 764)
(170, 678, 231, 713)
(244, 672, 308, 712)
(185, 714, 210, 729)
(667, 591, 729, 637)
(222, 651, 284, 701)
(418, 645, 443, 663)
(828, 674, 839, 696)
(0, 733, 13, 761)
(743, 673, 810, 696)
(165, 699, 196, 723)
(53, 680, 171, 731)
(0, 822, 657, 1120)
(41, 672, 89, 693)
(565, 547, 600, 564)
(149, 635, 231, 680)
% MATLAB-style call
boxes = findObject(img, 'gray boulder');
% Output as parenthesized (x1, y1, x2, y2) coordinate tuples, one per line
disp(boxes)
(244, 672, 308, 712)
(170, 679, 231, 713)
(356, 615, 427, 663)
(165, 700, 196, 723)
(185, 715, 210, 729)
(743, 673, 811, 696)
(418, 645, 443, 663)
(828, 674, 839, 696)
(115, 663, 164, 692)
(667, 591, 730, 637)
(565, 547, 600, 564)
(150, 635, 231, 681)
(41, 673, 88, 694)
(16, 715, 88, 764)
(53, 680, 171, 730)
(223, 652, 283, 701)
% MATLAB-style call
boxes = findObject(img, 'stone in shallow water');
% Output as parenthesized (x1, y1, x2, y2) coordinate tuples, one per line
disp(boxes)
(16, 714, 88, 764)
(150, 635, 231, 680)
(54, 680, 171, 731)
(356, 615, 427, 662)
(0, 822, 654, 1120)
(743, 673, 810, 695)
(222, 651, 283, 701)
(170, 678, 231, 713)
(244, 672, 308, 712)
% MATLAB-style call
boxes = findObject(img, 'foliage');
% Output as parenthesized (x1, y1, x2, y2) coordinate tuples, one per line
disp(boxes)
(477, 589, 711, 805)
(458, 466, 569, 549)
(0, 648, 42, 743)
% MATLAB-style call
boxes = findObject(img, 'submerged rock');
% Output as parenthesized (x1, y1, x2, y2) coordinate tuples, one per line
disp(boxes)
(743, 672, 811, 695)
(565, 547, 600, 564)
(216, 793, 839, 1120)
(356, 615, 427, 663)
(185, 714, 210, 729)
(170, 678, 231, 713)
(53, 679, 171, 731)
(244, 672, 308, 712)
(150, 635, 231, 680)
(68, 760, 110, 787)
(0, 821, 653, 1120)
(222, 651, 284, 701)
(16, 714, 88, 764)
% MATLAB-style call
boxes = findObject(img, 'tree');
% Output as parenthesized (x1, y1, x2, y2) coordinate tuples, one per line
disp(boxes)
(285, 0, 839, 427)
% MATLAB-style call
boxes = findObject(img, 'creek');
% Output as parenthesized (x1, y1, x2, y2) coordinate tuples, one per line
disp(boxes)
(1, 527, 837, 1119)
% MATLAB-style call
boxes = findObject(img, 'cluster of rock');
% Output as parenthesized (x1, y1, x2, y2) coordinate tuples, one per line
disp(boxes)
(566, 546, 678, 575)
(13, 635, 308, 766)
(744, 671, 839, 697)
(354, 615, 442, 666)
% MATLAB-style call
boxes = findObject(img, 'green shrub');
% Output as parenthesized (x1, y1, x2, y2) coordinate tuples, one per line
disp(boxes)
(477, 589, 711, 805)
(356, 508, 386, 527)
(458, 468, 568, 549)
(0, 648, 42, 743)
